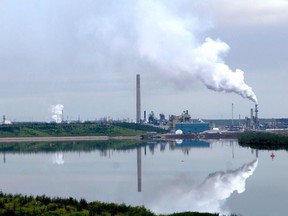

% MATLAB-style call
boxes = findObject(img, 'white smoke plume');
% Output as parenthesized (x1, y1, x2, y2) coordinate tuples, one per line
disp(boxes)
(50, 104, 64, 123)
(135, 0, 257, 103)
(150, 159, 258, 214)
(80, 0, 257, 103)
(78, 0, 257, 103)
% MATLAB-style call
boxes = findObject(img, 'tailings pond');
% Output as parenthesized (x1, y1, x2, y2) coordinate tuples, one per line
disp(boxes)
(0, 139, 287, 215)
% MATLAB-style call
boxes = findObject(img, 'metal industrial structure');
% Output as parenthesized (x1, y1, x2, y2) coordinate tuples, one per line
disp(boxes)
(132, 74, 288, 132)
(136, 74, 141, 124)
(245, 104, 259, 130)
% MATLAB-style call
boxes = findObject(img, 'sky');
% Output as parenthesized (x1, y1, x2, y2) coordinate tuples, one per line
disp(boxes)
(0, 0, 287, 122)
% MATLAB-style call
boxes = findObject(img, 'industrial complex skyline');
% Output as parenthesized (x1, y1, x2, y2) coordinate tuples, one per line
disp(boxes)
(0, 0, 287, 122)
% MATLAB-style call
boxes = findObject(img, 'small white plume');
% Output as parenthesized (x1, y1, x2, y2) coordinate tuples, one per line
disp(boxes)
(50, 104, 64, 123)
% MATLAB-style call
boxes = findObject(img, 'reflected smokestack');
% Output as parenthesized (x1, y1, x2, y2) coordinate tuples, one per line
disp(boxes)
(137, 147, 142, 192)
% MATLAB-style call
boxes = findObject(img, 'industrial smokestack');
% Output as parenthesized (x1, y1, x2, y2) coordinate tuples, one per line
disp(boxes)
(136, 74, 141, 123)
(144, 110, 146, 123)
(231, 103, 234, 126)
(255, 104, 259, 130)
(250, 108, 254, 129)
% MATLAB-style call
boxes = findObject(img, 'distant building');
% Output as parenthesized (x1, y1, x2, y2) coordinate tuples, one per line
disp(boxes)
(169, 110, 192, 128)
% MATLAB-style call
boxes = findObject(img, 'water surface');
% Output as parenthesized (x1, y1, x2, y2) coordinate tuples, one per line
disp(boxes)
(0, 139, 287, 216)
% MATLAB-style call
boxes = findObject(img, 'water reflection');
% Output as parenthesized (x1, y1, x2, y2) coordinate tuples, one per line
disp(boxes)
(174, 139, 210, 155)
(150, 159, 258, 214)
(1, 139, 287, 215)
(3, 152, 5, 163)
(53, 152, 64, 165)
(133, 140, 258, 214)
(137, 147, 142, 192)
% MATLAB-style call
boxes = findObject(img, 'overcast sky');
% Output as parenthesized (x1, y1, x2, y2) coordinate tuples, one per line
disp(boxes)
(0, 0, 287, 122)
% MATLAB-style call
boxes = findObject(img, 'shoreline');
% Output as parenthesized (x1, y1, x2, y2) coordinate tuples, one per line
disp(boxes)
(0, 135, 141, 143)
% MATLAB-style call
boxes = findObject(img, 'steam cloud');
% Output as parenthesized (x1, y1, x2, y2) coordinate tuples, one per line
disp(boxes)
(136, 0, 257, 103)
(82, 0, 257, 103)
(150, 159, 258, 214)
(50, 104, 64, 123)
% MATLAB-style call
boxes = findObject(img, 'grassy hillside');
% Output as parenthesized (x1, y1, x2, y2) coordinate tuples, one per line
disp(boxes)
(0, 122, 166, 138)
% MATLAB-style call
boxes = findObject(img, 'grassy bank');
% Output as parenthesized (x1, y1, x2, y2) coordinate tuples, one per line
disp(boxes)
(0, 122, 166, 138)
(238, 132, 288, 150)
(0, 192, 219, 216)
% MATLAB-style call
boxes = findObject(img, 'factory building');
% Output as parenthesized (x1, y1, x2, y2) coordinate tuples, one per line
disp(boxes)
(175, 123, 210, 133)
(168, 110, 210, 133)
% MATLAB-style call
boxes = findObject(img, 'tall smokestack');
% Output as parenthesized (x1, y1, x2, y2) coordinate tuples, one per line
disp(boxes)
(255, 104, 259, 130)
(144, 110, 146, 123)
(231, 103, 234, 126)
(136, 74, 141, 123)
(250, 108, 254, 129)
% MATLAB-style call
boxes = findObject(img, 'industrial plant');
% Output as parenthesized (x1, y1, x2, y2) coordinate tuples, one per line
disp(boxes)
(0, 74, 288, 135)
(134, 74, 288, 134)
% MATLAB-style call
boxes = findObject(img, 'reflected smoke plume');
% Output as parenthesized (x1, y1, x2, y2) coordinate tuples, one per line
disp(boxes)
(53, 152, 64, 165)
(150, 159, 258, 214)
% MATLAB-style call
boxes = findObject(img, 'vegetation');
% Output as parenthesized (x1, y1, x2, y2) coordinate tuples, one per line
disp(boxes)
(0, 192, 219, 216)
(114, 122, 166, 133)
(0, 140, 146, 153)
(0, 122, 166, 138)
(238, 132, 288, 150)
(168, 213, 218, 216)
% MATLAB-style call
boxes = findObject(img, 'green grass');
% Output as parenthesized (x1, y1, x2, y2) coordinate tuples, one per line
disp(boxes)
(0, 122, 166, 138)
